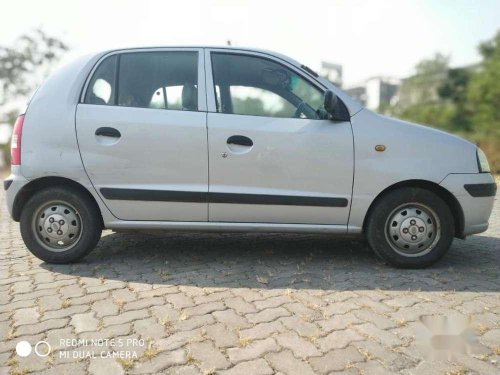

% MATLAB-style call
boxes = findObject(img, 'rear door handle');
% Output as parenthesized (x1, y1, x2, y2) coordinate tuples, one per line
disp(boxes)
(95, 127, 121, 138)
(227, 135, 253, 147)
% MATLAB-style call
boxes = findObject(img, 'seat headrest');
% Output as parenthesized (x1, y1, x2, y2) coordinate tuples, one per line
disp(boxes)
(182, 84, 197, 111)
(90, 93, 107, 105)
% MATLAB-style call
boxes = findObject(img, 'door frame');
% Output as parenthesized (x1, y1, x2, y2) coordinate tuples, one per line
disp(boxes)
(76, 47, 210, 221)
(203, 48, 354, 226)
(204, 48, 329, 114)
(80, 47, 208, 112)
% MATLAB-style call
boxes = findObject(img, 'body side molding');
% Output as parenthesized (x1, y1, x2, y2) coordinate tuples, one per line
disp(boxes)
(100, 188, 349, 207)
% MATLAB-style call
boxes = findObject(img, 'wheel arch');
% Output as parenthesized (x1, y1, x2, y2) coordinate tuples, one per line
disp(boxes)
(12, 176, 104, 228)
(362, 179, 465, 239)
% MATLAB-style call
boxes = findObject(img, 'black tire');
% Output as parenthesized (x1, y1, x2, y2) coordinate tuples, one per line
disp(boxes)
(366, 187, 454, 268)
(20, 186, 102, 264)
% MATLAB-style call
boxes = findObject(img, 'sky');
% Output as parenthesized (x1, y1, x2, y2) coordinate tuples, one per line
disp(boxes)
(0, 0, 499, 85)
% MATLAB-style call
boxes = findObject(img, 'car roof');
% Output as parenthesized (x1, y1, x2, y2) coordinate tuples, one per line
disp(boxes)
(95, 46, 302, 68)
(83, 46, 363, 116)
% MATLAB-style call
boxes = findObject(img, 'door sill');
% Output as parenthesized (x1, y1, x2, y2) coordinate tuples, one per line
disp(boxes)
(106, 220, 352, 234)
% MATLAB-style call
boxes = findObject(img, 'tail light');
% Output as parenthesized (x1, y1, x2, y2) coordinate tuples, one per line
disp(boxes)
(11, 114, 24, 165)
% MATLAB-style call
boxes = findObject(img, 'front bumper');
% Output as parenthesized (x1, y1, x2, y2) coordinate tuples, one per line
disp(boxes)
(4, 166, 30, 220)
(440, 173, 496, 236)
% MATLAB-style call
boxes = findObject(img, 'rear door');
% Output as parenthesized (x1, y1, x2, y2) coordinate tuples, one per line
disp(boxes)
(76, 48, 208, 221)
(205, 50, 354, 225)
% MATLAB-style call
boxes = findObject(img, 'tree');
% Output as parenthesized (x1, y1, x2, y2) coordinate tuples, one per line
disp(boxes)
(395, 53, 450, 109)
(467, 31, 500, 134)
(391, 53, 454, 129)
(389, 32, 500, 172)
(0, 29, 68, 166)
(438, 67, 473, 131)
(0, 29, 68, 109)
(465, 31, 500, 173)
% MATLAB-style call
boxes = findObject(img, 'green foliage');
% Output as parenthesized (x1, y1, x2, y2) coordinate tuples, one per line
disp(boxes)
(390, 31, 500, 173)
(467, 31, 500, 134)
(398, 102, 456, 131)
(392, 54, 455, 131)
(438, 67, 472, 131)
(395, 53, 449, 109)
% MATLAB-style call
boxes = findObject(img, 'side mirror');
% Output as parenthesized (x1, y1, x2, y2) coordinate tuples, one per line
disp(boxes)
(324, 90, 338, 114)
(324, 90, 350, 122)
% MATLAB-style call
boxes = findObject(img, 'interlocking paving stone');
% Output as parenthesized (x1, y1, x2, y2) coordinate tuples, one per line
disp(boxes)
(175, 313, 215, 332)
(238, 320, 285, 340)
(166, 364, 201, 375)
(204, 323, 239, 348)
(274, 331, 321, 358)
(88, 357, 124, 375)
(92, 299, 119, 318)
(309, 346, 364, 373)
(187, 340, 230, 371)
(70, 312, 99, 333)
(317, 310, 361, 332)
(265, 350, 316, 375)
(317, 328, 364, 351)
(0, 186, 499, 374)
(42, 304, 89, 321)
(102, 309, 149, 327)
(226, 337, 279, 363)
(246, 307, 291, 324)
(129, 348, 186, 374)
(218, 358, 274, 375)
(213, 309, 251, 329)
(224, 296, 258, 314)
(12, 307, 39, 327)
(157, 329, 203, 351)
(133, 317, 166, 340)
(279, 315, 321, 337)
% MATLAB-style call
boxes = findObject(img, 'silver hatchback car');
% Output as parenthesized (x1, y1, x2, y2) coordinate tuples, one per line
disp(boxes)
(4, 46, 496, 267)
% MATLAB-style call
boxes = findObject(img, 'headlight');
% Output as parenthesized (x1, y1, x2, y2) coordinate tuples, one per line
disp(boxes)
(477, 148, 491, 173)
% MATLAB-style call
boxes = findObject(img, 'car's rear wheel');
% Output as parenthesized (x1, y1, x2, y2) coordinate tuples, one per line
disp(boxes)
(20, 187, 102, 263)
(366, 187, 454, 268)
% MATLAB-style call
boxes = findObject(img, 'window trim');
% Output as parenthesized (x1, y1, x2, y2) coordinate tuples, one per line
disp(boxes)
(81, 54, 117, 106)
(206, 49, 338, 119)
(113, 54, 120, 105)
(80, 47, 207, 112)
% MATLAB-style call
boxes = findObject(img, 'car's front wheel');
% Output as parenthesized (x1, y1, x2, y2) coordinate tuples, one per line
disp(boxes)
(20, 187, 102, 264)
(366, 187, 455, 268)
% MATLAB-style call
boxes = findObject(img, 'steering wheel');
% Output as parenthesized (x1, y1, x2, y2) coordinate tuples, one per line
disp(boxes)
(293, 102, 307, 118)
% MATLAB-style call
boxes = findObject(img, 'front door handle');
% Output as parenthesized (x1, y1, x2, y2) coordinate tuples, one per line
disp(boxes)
(227, 135, 253, 147)
(95, 127, 121, 138)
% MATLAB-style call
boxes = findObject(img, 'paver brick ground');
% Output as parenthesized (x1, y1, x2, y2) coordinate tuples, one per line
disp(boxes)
(0, 185, 499, 374)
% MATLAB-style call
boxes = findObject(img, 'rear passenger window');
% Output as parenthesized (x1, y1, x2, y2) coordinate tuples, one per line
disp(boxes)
(149, 85, 184, 110)
(84, 55, 117, 105)
(118, 52, 198, 111)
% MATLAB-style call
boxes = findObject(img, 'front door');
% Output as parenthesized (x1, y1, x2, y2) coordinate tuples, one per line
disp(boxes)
(206, 51, 354, 225)
(76, 48, 208, 221)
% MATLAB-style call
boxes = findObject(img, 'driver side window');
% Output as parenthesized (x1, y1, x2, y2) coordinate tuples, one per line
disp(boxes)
(231, 86, 296, 118)
(211, 53, 325, 119)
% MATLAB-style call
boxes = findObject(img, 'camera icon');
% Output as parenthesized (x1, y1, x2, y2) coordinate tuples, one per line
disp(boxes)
(15, 341, 51, 357)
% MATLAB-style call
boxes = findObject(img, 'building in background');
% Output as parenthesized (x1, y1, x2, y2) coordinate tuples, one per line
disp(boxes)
(318, 60, 400, 113)
(344, 76, 400, 112)
(320, 61, 343, 87)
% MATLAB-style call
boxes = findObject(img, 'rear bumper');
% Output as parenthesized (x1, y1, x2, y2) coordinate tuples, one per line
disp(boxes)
(440, 173, 496, 236)
(4, 166, 29, 220)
